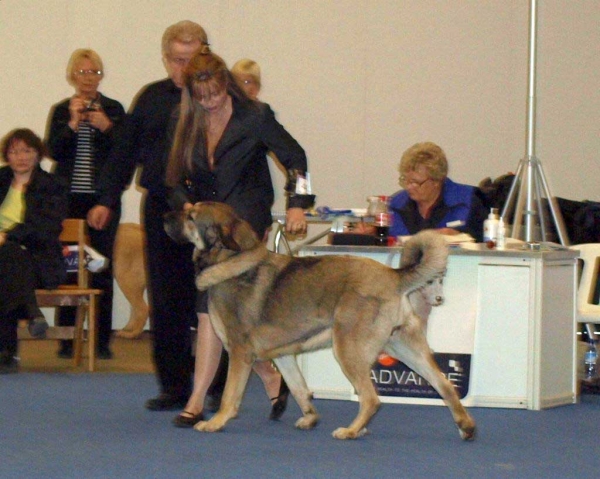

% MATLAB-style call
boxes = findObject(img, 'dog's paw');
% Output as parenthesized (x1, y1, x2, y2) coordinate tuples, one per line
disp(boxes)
(115, 329, 143, 339)
(332, 427, 368, 440)
(193, 420, 224, 433)
(458, 424, 476, 441)
(294, 414, 319, 430)
(194, 420, 222, 433)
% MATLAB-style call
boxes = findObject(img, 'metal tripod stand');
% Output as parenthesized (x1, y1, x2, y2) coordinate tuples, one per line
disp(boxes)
(501, 154, 569, 245)
(500, 0, 569, 246)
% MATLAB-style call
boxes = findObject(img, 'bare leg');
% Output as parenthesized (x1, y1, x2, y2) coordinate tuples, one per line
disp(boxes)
(253, 232, 285, 403)
(181, 312, 222, 417)
(253, 360, 282, 401)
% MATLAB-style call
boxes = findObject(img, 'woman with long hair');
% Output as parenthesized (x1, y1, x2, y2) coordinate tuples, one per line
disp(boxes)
(166, 51, 314, 427)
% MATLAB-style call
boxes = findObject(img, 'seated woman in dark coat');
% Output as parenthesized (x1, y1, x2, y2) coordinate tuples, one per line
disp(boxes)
(0, 128, 68, 373)
(388, 141, 487, 242)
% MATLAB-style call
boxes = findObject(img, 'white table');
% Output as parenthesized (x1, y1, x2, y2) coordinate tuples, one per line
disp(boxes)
(297, 243, 578, 410)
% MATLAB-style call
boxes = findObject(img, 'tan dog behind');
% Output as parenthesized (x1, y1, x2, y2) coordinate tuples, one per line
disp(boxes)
(113, 223, 149, 339)
(164, 202, 475, 441)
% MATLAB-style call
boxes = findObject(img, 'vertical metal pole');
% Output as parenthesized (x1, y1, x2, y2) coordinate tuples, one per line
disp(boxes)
(523, 0, 538, 242)
(502, 0, 570, 245)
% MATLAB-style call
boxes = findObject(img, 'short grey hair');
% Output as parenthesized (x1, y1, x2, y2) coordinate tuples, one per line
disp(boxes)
(161, 20, 208, 56)
(399, 142, 448, 181)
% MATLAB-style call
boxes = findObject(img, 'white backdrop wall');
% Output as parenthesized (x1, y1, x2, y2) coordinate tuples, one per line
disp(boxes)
(1, 1, 598, 327)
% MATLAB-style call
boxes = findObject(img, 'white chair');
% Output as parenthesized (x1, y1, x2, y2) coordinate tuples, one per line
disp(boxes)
(570, 243, 600, 340)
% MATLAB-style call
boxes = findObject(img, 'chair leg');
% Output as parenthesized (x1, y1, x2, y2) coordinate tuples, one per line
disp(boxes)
(87, 295, 98, 372)
(73, 305, 85, 368)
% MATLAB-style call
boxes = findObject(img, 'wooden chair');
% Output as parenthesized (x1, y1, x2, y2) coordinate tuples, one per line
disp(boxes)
(17, 219, 102, 371)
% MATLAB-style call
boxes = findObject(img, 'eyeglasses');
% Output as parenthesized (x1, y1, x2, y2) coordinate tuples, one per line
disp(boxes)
(399, 176, 434, 188)
(167, 56, 190, 67)
(7, 147, 36, 156)
(75, 69, 102, 77)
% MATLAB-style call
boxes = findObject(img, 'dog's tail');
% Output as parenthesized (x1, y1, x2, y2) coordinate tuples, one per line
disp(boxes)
(397, 230, 448, 293)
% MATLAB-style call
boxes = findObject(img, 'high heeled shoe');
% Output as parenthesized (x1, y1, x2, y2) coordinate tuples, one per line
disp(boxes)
(269, 377, 290, 420)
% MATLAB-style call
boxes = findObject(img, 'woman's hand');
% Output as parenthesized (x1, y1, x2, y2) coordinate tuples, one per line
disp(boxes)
(285, 207, 307, 235)
(0, 232, 6, 247)
(87, 109, 113, 133)
(87, 205, 112, 230)
(68, 96, 86, 131)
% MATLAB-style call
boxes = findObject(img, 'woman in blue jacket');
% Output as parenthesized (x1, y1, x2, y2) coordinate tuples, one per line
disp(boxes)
(389, 142, 487, 242)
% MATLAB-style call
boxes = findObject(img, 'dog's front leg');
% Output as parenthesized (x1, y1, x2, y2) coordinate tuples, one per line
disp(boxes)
(194, 351, 253, 433)
(272, 355, 320, 430)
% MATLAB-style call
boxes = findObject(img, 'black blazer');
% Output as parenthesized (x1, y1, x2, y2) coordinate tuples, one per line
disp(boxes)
(169, 99, 312, 236)
(0, 166, 68, 288)
(47, 93, 125, 195)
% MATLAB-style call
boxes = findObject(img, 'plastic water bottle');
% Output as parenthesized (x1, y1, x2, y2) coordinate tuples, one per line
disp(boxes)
(496, 217, 506, 250)
(583, 340, 598, 382)
(483, 208, 499, 245)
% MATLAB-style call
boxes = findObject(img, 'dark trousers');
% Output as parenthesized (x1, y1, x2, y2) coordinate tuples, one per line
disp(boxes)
(56, 193, 120, 351)
(144, 194, 196, 397)
(0, 242, 38, 356)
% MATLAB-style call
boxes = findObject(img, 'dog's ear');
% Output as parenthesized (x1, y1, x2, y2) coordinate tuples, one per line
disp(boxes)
(226, 218, 260, 251)
(203, 224, 222, 248)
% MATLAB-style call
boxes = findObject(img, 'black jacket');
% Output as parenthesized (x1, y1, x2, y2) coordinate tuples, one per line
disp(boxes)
(168, 99, 313, 236)
(0, 166, 68, 288)
(95, 79, 182, 208)
(47, 93, 125, 196)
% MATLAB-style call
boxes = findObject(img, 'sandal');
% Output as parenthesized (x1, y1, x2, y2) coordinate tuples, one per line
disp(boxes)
(172, 410, 205, 428)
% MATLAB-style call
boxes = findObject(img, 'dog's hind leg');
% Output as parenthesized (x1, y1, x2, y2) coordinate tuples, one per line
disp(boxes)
(385, 332, 476, 441)
(330, 337, 381, 440)
(195, 349, 253, 433)
(272, 355, 320, 430)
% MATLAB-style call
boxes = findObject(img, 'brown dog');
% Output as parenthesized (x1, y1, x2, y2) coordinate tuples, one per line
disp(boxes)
(113, 223, 149, 339)
(164, 202, 475, 441)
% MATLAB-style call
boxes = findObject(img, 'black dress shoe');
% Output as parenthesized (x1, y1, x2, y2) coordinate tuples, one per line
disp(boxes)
(25, 305, 48, 338)
(0, 352, 19, 374)
(145, 393, 188, 411)
(172, 411, 205, 428)
(28, 316, 49, 338)
(97, 347, 114, 360)
(269, 376, 290, 420)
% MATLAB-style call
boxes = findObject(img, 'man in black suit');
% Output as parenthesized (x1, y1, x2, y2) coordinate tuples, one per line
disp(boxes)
(87, 21, 212, 410)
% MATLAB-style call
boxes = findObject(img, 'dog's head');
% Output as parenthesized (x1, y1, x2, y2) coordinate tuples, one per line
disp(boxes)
(164, 202, 260, 265)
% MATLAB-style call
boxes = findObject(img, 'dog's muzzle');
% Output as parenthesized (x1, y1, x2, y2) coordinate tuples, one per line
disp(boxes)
(163, 211, 188, 244)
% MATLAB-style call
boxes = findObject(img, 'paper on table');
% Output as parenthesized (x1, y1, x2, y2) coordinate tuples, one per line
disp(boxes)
(397, 233, 475, 245)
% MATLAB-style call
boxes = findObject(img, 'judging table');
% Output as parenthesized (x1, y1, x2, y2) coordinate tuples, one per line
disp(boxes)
(296, 243, 579, 410)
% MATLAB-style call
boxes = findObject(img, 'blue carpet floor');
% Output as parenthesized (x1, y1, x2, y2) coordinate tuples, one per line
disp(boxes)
(1, 372, 599, 479)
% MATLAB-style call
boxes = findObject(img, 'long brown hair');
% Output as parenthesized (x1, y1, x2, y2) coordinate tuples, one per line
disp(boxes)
(166, 51, 251, 187)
